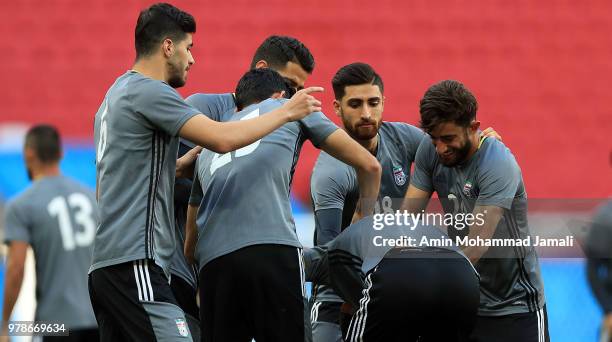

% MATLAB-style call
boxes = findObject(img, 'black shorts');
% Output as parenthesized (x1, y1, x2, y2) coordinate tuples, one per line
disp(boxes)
(469, 306, 550, 342)
(199, 244, 309, 342)
(346, 248, 480, 342)
(41, 328, 99, 342)
(170, 275, 200, 341)
(170, 274, 199, 319)
(88, 259, 192, 341)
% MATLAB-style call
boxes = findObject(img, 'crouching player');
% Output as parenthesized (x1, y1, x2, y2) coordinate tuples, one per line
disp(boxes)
(304, 215, 480, 342)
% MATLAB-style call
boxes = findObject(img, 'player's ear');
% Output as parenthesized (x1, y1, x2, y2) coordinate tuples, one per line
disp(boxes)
(162, 38, 174, 58)
(470, 120, 481, 133)
(333, 100, 341, 117)
(271, 91, 284, 99)
(254, 60, 268, 69)
(24, 147, 37, 165)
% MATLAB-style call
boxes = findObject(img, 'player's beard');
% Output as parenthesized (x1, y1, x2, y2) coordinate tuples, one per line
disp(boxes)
(439, 132, 473, 167)
(341, 109, 380, 141)
(26, 167, 33, 181)
(167, 60, 186, 88)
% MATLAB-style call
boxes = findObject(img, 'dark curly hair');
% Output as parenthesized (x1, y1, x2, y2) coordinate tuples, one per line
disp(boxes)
(419, 80, 478, 133)
(135, 3, 196, 59)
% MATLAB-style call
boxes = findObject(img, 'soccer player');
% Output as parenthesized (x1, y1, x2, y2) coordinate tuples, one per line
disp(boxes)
(401, 80, 548, 342)
(308, 63, 502, 341)
(185, 35, 314, 124)
(168, 35, 316, 330)
(304, 216, 480, 342)
(1, 125, 98, 341)
(309, 63, 423, 341)
(184, 68, 381, 342)
(89, 4, 323, 341)
(586, 200, 612, 341)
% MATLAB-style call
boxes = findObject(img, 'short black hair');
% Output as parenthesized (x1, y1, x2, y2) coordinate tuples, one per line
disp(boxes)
(249, 36, 315, 74)
(25, 124, 61, 163)
(235, 68, 291, 111)
(331, 62, 384, 100)
(135, 3, 196, 59)
(419, 80, 478, 133)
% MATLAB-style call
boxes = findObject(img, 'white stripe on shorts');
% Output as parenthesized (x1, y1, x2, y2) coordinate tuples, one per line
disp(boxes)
(133, 261, 144, 301)
(349, 272, 374, 342)
(143, 259, 155, 301)
(297, 248, 306, 297)
(137, 260, 149, 301)
(537, 307, 545, 342)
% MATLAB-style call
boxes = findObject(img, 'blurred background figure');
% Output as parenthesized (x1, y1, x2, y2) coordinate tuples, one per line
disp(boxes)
(1, 125, 98, 341)
(586, 200, 612, 342)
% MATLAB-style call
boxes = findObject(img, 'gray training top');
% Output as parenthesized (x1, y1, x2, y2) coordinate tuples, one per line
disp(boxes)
(189, 98, 338, 271)
(411, 136, 545, 316)
(4, 175, 98, 329)
(168, 93, 236, 288)
(310, 121, 424, 302)
(92, 70, 200, 275)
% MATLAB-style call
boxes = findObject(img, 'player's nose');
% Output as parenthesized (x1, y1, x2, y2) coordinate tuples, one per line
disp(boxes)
(360, 105, 372, 120)
(434, 141, 448, 155)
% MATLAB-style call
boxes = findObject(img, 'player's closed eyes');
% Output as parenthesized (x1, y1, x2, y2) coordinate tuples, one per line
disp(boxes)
(440, 136, 455, 144)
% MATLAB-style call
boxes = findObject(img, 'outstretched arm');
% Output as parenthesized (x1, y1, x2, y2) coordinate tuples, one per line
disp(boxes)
(180, 87, 324, 154)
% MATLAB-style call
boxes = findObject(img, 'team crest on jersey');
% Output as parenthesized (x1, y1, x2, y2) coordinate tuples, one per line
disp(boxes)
(175, 318, 189, 337)
(393, 165, 406, 186)
(463, 181, 474, 197)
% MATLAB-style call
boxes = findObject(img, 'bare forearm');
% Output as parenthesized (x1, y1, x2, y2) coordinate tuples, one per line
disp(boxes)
(213, 109, 291, 152)
(181, 109, 289, 154)
(184, 204, 199, 264)
(399, 185, 432, 213)
(355, 166, 381, 216)
(319, 130, 381, 217)
(2, 265, 24, 323)
(462, 206, 503, 264)
(180, 87, 324, 154)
